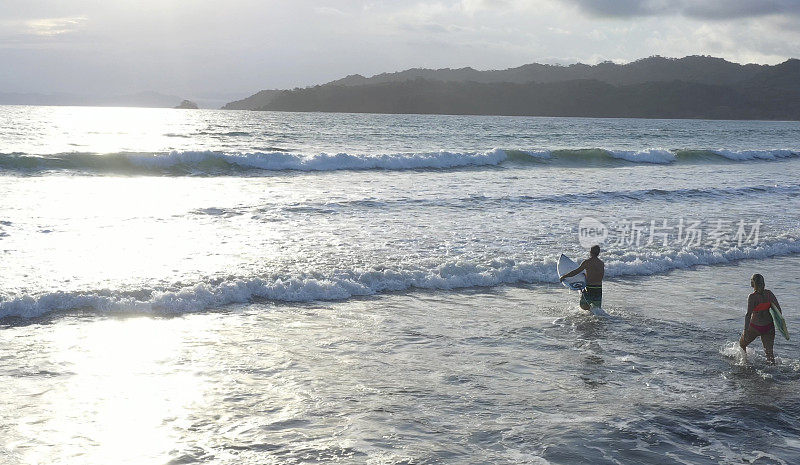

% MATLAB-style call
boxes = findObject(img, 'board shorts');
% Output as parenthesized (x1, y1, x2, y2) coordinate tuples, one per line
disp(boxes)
(580, 285, 602, 308)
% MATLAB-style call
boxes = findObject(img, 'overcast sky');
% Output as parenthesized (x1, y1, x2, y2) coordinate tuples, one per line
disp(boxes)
(2, 0, 799, 99)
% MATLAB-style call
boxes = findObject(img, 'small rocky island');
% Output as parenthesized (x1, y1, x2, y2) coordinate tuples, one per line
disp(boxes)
(174, 99, 198, 109)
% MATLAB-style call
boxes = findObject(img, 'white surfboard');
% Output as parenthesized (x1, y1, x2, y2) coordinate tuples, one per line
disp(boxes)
(771, 303, 790, 341)
(557, 254, 586, 291)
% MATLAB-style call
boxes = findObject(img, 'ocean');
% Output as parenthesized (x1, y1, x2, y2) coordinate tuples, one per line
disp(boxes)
(1, 105, 799, 464)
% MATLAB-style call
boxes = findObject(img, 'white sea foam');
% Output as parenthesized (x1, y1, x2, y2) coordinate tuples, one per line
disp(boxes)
(126, 149, 510, 171)
(607, 149, 676, 164)
(3, 237, 799, 319)
(0, 261, 555, 318)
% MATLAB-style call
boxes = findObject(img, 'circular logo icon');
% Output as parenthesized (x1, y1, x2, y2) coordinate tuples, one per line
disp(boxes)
(578, 217, 608, 248)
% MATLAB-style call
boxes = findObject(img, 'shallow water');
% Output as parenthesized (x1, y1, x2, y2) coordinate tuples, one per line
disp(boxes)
(1, 107, 799, 464)
(2, 256, 799, 464)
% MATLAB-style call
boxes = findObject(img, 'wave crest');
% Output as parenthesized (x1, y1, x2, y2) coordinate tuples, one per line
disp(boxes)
(3, 236, 799, 320)
(1, 148, 797, 175)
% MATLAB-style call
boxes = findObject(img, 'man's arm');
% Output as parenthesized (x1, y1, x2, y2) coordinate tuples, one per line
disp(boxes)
(560, 260, 587, 282)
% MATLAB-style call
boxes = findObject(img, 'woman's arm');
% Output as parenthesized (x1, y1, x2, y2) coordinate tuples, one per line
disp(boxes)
(744, 294, 754, 332)
(768, 290, 782, 314)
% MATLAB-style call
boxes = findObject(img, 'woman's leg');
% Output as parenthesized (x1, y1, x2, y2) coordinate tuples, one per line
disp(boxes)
(762, 330, 776, 365)
(739, 326, 759, 350)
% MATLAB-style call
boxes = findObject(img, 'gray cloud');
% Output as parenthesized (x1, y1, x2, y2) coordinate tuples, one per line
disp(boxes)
(1, 0, 798, 98)
(563, 0, 800, 20)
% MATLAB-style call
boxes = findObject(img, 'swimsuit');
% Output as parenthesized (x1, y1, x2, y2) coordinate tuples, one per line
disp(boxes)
(753, 302, 772, 312)
(750, 301, 774, 334)
(750, 322, 774, 334)
(739, 295, 777, 363)
(580, 285, 602, 308)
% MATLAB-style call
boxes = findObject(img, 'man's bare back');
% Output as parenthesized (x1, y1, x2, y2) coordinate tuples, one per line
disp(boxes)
(581, 256, 604, 285)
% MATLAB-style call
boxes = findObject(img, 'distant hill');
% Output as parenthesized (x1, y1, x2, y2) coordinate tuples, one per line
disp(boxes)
(0, 91, 185, 108)
(224, 56, 800, 120)
(741, 58, 800, 93)
(258, 79, 800, 120)
(221, 90, 283, 110)
(324, 55, 766, 88)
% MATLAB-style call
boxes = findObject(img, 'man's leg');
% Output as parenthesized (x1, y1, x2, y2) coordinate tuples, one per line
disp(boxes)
(584, 286, 601, 310)
(579, 290, 590, 310)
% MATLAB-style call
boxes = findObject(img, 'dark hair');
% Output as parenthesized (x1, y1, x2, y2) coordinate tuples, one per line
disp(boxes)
(590, 245, 601, 256)
(751, 273, 765, 293)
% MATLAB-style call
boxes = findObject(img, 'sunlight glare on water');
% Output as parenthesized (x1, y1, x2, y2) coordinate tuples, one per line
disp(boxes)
(28, 107, 199, 155)
(14, 318, 208, 464)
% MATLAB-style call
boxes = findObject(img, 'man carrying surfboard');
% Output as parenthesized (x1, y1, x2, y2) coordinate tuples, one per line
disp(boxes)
(740, 273, 786, 365)
(560, 245, 604, 310)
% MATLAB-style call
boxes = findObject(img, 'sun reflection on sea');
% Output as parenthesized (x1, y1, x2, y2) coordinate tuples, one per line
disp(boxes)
(18, 317, 209, 465)
(34, 106, 198, 155)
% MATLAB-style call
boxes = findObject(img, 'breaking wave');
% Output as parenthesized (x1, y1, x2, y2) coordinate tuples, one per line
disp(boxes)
(0, 150, 509, 174)
(0, 148, 797, 175)
(3, 236, 799, 320)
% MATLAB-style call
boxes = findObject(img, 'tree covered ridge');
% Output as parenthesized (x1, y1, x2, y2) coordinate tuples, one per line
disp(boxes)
(224, 56, 800, 120)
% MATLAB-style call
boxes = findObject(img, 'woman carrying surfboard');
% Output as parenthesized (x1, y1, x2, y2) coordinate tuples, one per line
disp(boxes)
(739, 273, 784, 365)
